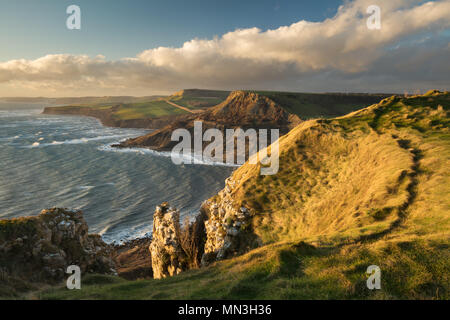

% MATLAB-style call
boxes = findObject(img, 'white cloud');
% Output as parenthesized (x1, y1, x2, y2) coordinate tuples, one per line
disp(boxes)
(0, 0, 449, 96)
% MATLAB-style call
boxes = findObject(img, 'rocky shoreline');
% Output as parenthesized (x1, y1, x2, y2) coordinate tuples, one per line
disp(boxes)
(116, 91, 301, 153)
(5, 91, 321, 286)
(22, 92, 282, 285)
(0, 173, 261, 289)
(0, 208, 116, 292)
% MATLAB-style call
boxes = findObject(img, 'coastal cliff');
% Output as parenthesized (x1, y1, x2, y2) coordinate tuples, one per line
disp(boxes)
(43, 105, 185, 129)
(201, 177, 260, 265)
(3, 91, 448, 300)
(149, 203, 187, 279)
(150, 91, 450, 276)
(0, 208, 116, 295)
(117, 91, 301, 154)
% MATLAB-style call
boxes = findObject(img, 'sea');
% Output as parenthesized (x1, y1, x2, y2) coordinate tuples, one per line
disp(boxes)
(0, 102, 234, 243)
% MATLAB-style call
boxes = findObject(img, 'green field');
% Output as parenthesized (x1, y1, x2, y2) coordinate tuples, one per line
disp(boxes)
(112, 101, 189, 120)
(36, 239, 449, 300)
(47, 89, 232, 120)
(252, 91, 390, 119)
(167, 89, 230, 110)
(47, 89, 393, 121)
(29, 91, 450, 300)
(168, 96, 225, 110)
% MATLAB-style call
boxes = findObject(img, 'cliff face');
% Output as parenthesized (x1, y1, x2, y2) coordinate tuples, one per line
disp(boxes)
(117, 91, 301, 152)
(17, 92, 449, 300)
(43, 105, 185, 129)
(149, 203, 187, 279)
(205, 91, 300, 126)
(0, 208, 116, 287)
(201, 177, 260, 266)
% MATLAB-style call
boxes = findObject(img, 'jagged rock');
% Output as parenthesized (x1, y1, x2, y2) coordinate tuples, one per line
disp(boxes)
(201, 178, 259, 266)
(149, 203, 187, 279)
(0, 208, 116, 283)
(117, 91, 301, 156)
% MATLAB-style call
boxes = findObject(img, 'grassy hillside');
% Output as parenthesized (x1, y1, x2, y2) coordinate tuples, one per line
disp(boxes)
(42, 89, 391, 121)
(252, 91, 390, 119)
(35, 91, 449, 300)
(168, 96, 226, 110)
(46, 100, 189, 121)
(111, 101, 189, 120)
(44, 89, 231, 120)
(168, 89, 230, 110)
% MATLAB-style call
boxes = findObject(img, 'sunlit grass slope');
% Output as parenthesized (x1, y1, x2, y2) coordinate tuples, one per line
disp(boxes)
(168, 89, 230, 110)
(39, 91, 449, 300)
(111, 100, 188, 119)
(47, 89, 231, 120)
(252, 91, 390, 118)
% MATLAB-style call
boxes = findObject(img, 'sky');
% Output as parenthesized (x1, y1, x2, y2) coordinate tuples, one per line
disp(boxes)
(0, 0, 449, 96)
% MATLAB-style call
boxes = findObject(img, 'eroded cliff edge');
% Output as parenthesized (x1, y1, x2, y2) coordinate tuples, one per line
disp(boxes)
(43, 105, 186, 129)
(117, 91, 301, 152)
(0, 208, 116, 294)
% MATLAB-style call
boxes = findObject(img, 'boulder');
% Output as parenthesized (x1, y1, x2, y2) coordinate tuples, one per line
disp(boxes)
(0, 208, 116, 283)
(149, 203, 187, 279)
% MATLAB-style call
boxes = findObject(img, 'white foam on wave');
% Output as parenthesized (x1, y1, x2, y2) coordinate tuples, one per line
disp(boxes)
(101, 224, 153, 245)
(98, 225, 111, 237)
(98, 144, 240, 168)
(0, 110, 42, 118)
(24, 134, 137, 148)
(76, 185, 95, 191)
(0, 135, 20, 142)
(99, 208, 197, 244)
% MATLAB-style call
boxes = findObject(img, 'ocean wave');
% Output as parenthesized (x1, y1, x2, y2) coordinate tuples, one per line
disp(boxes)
(76, 185, 95, 191)
(100, 223, 153, 245)
(23, 134, 137, 148)
(0, 110, 42, 118)
(0, 135, 20, 142)
(98, 144, 241, 168)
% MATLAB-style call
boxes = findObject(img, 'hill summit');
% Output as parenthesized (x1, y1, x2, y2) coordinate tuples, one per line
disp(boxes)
(117, 90, 301, 153)
(6, 91, 450, 300)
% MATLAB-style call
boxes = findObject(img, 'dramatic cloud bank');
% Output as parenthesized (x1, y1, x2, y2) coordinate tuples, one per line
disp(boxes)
(1, 0, 449, 96)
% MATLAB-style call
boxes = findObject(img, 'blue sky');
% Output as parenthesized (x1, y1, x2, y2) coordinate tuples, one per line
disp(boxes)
(0, 0, 448, 96)
(0, 0, 341, 61)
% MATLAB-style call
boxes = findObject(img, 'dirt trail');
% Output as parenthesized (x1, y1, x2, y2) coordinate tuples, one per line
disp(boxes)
(165, 100, 203, 114)
(352, 135, 422, 245)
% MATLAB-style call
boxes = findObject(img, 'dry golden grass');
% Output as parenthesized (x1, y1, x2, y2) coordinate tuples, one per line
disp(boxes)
(33, 92, 450, 300)
(222, 92, 450, 249)
(229, 119, 412, 244)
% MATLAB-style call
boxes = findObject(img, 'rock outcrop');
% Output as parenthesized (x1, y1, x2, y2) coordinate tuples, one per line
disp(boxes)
(149, 203, 187, 279)
(0, 208, 116, 284)
(116, 91, 301, 154)
(201, 177, 261, 266)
